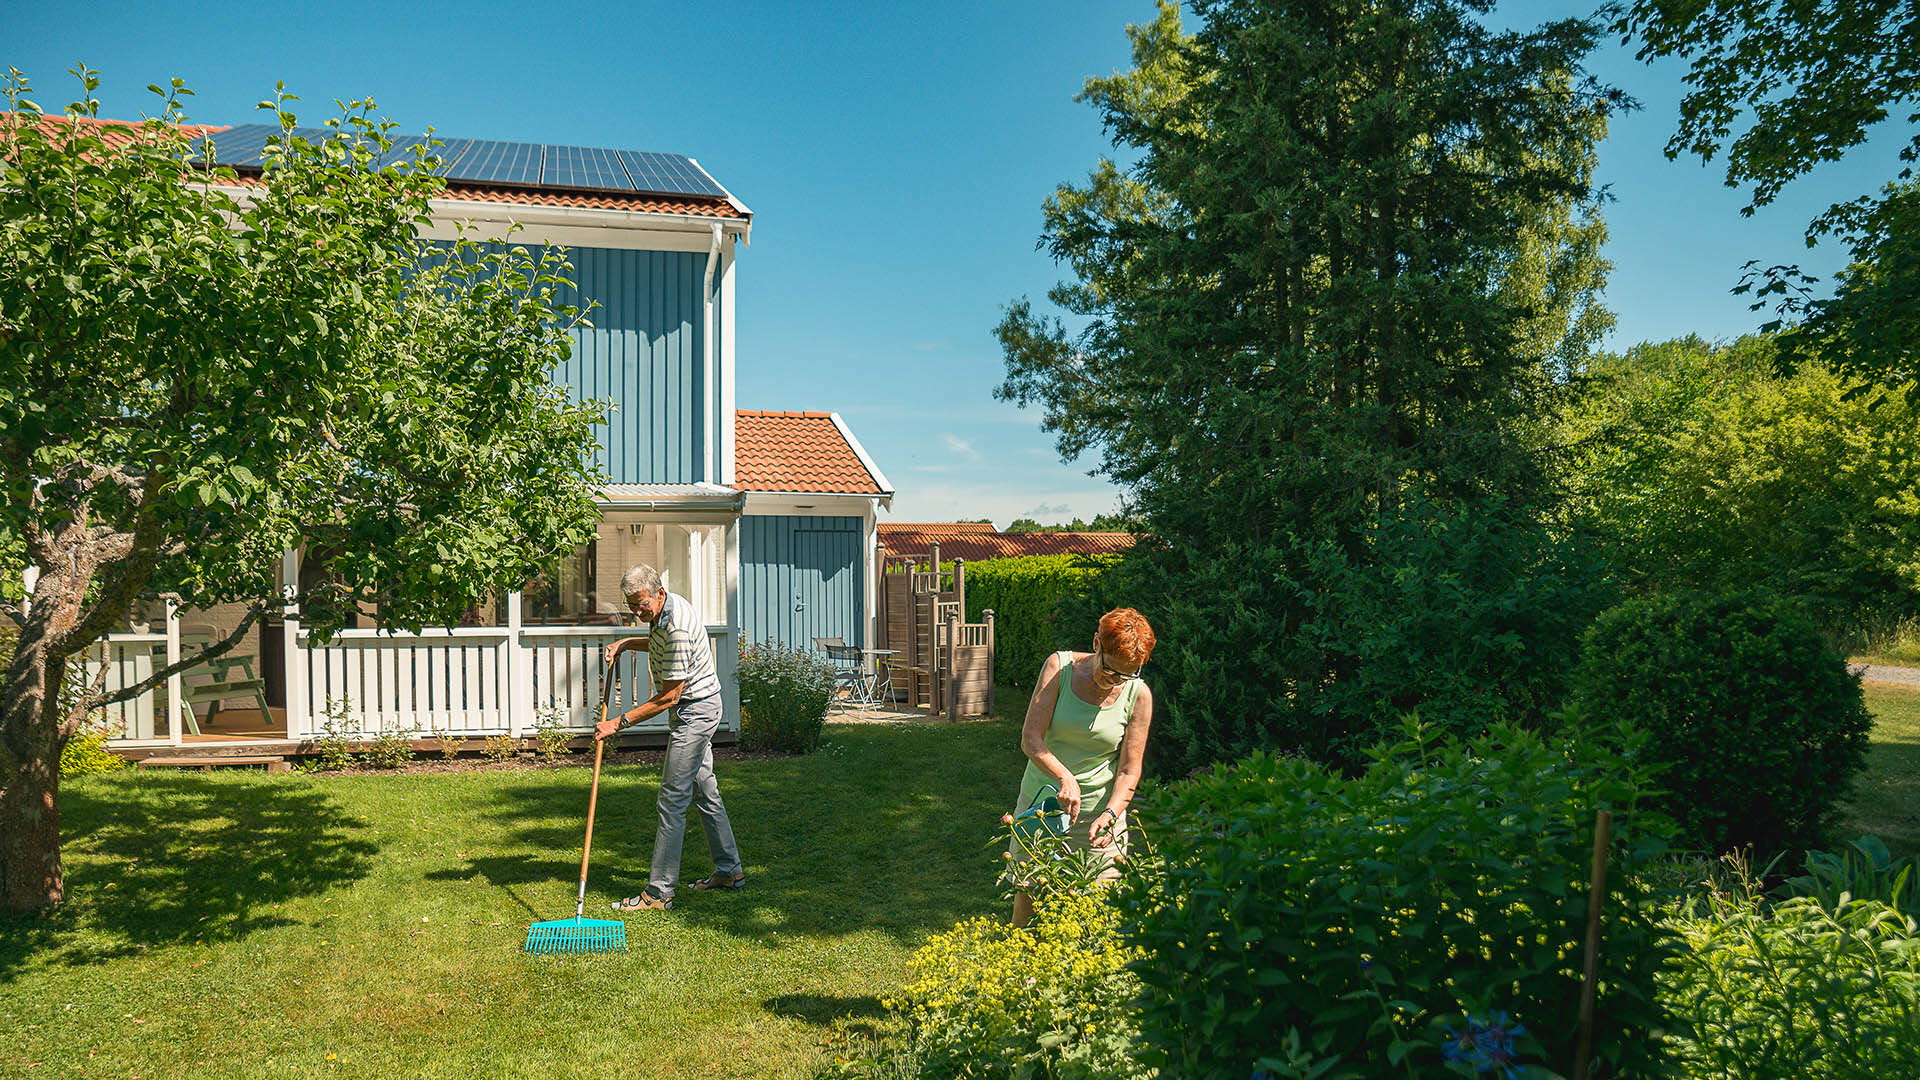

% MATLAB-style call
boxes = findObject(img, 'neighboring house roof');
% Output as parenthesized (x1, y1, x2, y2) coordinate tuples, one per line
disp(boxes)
(877, 524, 1136, 563)
(734, 411, 892, 497)
(12, 114, 747, 219)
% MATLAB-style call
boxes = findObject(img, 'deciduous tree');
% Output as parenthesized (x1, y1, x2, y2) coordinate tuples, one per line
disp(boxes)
(0, 69, 604, 912)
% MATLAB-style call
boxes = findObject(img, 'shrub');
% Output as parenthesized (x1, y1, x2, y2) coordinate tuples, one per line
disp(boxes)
(1569, 588, 1873, 856)
(1662, 871, 1920, 1077)
(310, 698, 361, 771)
(362, 724, 419, 769)
(963, 555, 1117, 690)
(737, 640, 834, 754)
(1779, 835, 1919, 912)
(59, 716, 127, 778)
(1091, 495, 1611, 776)
(1114, 719, 1676, 1080)
(481, 733, 521, 763)
(428, 725, 465, 760)
(838, 893, 1153, 1080)
(531, 706, 572, 761)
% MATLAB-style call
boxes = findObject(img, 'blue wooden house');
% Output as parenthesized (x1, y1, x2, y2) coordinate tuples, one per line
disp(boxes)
(97, 124, 893, 748)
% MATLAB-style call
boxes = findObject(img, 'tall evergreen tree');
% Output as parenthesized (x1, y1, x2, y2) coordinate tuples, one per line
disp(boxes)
(999, 0, 1618, 770)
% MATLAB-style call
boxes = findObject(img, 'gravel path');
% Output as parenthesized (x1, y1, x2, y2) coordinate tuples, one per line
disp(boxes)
(1856, 663, 1920, 690)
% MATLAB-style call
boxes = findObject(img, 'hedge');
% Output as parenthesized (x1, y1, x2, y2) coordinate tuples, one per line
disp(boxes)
(962, 555, 1116, 690)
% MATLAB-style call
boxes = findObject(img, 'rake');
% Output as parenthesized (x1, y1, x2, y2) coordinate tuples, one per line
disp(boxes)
(525, 658, 627, 955)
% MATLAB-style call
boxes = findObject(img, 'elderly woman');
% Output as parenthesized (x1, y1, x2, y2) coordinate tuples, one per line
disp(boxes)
(1011, 607, 1156, 926)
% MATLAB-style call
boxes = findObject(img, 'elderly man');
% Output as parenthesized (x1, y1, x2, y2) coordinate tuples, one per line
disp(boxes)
(596, 564, 744, 912)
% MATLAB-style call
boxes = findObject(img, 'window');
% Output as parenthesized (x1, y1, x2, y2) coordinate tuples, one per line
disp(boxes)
(522, 516, 728, 625)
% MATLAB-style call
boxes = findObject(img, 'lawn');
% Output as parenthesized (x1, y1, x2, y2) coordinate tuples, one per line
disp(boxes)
(1842, 682, 1920, 857)
(0, 720, 1026, 1079)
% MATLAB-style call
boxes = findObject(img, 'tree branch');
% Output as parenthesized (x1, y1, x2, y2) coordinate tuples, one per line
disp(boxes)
(85, 603, 270, 710)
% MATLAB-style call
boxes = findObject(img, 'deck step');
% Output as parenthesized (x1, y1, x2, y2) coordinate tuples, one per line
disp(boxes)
(135, 755, 290, 772)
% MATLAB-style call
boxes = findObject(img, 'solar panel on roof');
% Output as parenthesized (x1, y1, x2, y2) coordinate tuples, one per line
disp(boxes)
(616, 150, 727, 198)
(540, 144, 632, 190)
(445, 139, 542, 186)
(186, 125, 734, 201)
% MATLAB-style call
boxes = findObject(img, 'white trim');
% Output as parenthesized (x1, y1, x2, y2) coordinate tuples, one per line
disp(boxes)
(720, 236, 738, 487)
(740, 492, 884, 517)
(203, 183, 751, 252)
(864, 501, 880, 649)
(702, 223, 722, 487)
(688, 156, 754, 222)
(829, 412, 895, 495)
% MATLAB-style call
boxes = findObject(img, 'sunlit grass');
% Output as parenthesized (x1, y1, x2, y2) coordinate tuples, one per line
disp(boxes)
(1, 720, 1024, 1079)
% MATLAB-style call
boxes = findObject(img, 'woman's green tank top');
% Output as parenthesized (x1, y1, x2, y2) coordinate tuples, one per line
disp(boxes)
(1018, 651, 1142, 821)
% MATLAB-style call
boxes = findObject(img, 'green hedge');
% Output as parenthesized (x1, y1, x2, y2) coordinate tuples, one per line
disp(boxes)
(962, 555, 1117, 691)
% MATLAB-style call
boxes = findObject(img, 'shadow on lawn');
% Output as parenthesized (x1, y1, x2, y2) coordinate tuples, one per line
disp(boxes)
(0, 773, 375, 981)
(765, 993, 887, 1026)
(430, 737, 1013, 946)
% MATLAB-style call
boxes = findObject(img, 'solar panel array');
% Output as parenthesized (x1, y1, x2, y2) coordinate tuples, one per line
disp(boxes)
(188, 123, 729, 199)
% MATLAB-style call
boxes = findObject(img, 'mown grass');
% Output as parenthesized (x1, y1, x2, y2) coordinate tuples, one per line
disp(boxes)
(1, 720, 1024, 1079)
(1842, 683, 1920, 858)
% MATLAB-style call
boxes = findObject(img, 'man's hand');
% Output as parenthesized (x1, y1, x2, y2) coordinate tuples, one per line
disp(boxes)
(603, 640, 623, 668)
(594, 714, 624, 742)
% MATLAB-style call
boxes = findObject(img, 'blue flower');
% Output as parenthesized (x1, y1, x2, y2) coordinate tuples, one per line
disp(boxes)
(1440, 1012, 1526, 1077)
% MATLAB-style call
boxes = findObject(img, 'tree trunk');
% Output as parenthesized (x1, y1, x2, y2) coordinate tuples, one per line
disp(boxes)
(1, 625, 71, 914)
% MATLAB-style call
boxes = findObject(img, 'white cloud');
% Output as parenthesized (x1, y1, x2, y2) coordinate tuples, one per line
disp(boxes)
(912, 342, 940, 351)
(942, 434, 980, 460)
(1021, 501, 1074, 519)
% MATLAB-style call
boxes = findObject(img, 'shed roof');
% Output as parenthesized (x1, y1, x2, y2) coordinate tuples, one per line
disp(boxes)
(877, 524, 1136, 562)
(734, 411, 891, 497)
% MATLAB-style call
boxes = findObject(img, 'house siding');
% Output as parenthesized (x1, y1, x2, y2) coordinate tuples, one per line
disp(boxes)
(555, 247, 708, 484)
(740, 515, 864, 648)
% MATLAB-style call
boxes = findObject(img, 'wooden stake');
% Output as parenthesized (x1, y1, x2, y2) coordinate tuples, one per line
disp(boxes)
(1572, 809, 1612, 1080)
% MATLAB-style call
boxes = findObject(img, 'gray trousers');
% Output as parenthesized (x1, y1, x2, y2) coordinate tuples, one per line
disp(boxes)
(648, 694, 742, 898)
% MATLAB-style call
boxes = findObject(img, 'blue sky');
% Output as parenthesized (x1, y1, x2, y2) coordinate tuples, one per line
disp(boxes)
(12, 1, 1909, 526)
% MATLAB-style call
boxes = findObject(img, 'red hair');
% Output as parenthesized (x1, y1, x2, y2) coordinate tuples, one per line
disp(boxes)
(1096, 608, 1156, 667)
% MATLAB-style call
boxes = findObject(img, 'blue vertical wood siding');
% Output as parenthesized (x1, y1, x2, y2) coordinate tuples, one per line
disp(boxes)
(740, 516, 864, 648)
(553, 247, 708, 484)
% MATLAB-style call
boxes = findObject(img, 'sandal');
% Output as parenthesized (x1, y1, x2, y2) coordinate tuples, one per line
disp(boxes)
(690, 870, 746, 891)
(610, 889, 672, 912)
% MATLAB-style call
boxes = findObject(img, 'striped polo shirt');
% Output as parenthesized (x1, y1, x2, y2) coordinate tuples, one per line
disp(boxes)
(649, 591, 721, 703)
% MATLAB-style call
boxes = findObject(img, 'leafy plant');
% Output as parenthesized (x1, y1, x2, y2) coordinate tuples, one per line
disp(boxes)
(310, 698, 361, 772)
(1569, 588, 1873, 856)
(839, 893, 1154, 1080)
(996, 807, 1134, 907)
(481, 733, 521, 764)
(362, 723, 420, 769)
(1663, 877, 1920, 1077)
(1780, 835, 1919, 912)
(737, 640, 834, 754)
(531, 706, 573, 761)
(1114, 718, 1676, 1080)
(58, 716, 126, 779)
(428, 725, 465, 761)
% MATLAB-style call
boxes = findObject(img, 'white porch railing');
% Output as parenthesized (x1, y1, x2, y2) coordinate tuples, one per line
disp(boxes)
(98, 597, 739, 744)
(292, 624, 739, 740)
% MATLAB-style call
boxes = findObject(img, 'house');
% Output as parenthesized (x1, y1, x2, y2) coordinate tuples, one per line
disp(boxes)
(877, 523, 1133, 564)
(83, 120, 893, 750)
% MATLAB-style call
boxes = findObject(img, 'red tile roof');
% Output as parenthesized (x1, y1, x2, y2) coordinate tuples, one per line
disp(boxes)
(734, 411, 888, 496)
(877, 524, 1136, 563)
(10, 114, 746, 219)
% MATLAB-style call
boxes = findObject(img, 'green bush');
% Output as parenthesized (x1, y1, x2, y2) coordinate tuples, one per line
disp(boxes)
(833, 893, 1153, 1080)
(1096, 495, 1610, 775)
(362, 724, 419, 769)
(963, 555, 1117, 690)
(59, 717, 127, 778)
(1662, 878, 1920, 1077)
(1113, 719, 1675, 1080)
(1569, 589, 1873, 856)
(737, 640, 834, 754)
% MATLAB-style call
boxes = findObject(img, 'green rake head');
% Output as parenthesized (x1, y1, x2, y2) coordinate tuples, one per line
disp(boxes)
(525, 916, 626, 955)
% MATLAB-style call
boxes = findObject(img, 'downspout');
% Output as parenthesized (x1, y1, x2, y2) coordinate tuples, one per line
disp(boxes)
(703, 222, 723, 485)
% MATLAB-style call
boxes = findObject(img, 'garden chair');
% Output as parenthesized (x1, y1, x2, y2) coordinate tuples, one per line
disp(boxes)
(820, 643, 870, 711)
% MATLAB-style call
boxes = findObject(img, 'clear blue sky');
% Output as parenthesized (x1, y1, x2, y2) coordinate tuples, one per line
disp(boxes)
(12, 1, 1909, 525)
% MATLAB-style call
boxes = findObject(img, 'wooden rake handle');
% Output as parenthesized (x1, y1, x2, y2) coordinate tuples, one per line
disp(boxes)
(573, 654, 622, 920)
